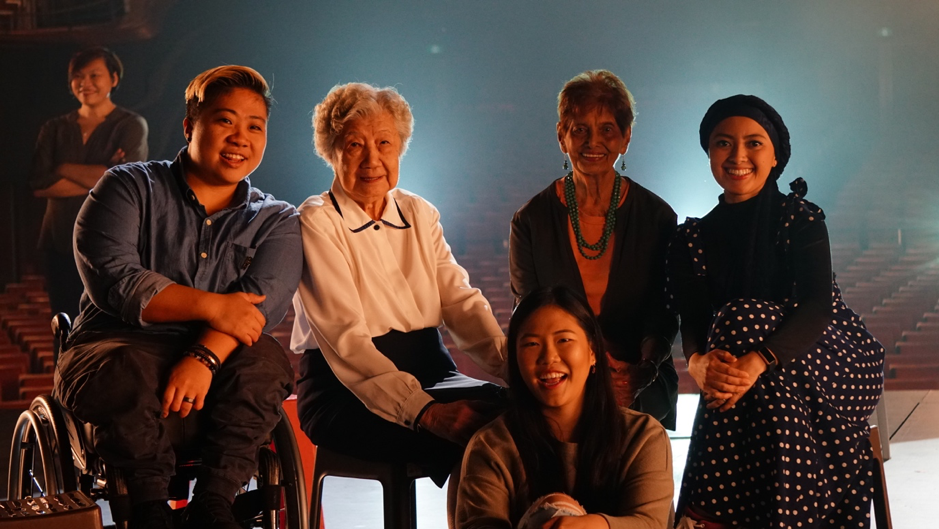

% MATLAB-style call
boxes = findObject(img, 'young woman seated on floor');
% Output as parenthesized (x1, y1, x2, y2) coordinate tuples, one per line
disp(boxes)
(456, 286, 674, 529)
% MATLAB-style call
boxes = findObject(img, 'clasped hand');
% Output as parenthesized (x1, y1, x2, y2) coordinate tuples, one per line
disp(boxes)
(206, 292, 266, 346)
(688, 349, 767, 412)
(606, 353, 656, 408)
(417, 399, 503, 446)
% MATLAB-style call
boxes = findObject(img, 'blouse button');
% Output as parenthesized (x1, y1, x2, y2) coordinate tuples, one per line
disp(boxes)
(205, 219, 212, 226)
(200, 252, 208, 259)
(373, 225, 380, 231)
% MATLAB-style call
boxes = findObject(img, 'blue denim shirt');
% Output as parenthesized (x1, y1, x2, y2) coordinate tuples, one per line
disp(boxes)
(70, 148, 302, 340)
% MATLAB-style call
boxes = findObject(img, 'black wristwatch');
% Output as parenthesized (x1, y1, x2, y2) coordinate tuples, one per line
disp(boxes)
(756, 346, 778, 370)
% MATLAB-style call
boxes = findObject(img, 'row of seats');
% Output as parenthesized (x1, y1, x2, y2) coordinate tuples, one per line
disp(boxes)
(0, 275, 55, 407)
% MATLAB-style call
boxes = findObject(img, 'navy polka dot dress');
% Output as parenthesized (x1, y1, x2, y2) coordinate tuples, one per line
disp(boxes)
(669, 183, 885, 528)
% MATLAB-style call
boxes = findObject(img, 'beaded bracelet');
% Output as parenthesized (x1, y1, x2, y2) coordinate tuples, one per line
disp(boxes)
(183, 350, 217, 375)
(183, 344, 221, 375)
(189, 344, 220, 367)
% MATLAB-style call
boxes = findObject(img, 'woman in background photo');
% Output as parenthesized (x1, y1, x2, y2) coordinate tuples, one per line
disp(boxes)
(29, 46, 149, 316)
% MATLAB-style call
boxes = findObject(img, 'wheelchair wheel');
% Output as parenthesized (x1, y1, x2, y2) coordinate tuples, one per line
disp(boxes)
(6, 395, 78, 499)
(236, 411, 307, 529)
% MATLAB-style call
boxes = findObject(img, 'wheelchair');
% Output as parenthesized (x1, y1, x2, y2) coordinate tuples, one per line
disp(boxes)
(6, 313, 308, 529)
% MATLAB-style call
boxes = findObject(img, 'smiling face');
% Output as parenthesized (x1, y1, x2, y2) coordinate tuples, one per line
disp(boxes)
(557, 105, 631, 179)
(183, 87, 268, 190)
(708, 116, 778, 203)
(69, 57, 118, 108)
(516, 304, 597, 425)
(333, 111, 402, 218)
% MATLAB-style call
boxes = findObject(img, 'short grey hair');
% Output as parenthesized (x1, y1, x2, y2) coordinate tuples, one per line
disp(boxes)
(312, 82, 413, 166)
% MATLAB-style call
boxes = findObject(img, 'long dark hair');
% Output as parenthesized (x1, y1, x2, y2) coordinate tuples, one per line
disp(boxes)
(505, 286, 627, 512)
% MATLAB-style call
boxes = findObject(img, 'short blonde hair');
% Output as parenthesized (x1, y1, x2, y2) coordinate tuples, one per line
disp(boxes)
(558, 70, 636, 134)
(185, 65, 272, 122)
(312, 82, 413, 166)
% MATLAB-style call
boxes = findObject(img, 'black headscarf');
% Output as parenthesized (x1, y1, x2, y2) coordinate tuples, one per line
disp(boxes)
(699, 95, 793, 298)
(699, 94, 791, 181)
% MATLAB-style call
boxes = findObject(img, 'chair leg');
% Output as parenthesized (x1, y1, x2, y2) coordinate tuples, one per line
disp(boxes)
(385, 464, 417, 529)
(874, 398, 890, 461)
(311, 473, 326, 529)
(869, 426, 893, 529)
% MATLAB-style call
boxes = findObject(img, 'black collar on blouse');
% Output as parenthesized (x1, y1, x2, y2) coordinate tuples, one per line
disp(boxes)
(328, 191, 412, 233)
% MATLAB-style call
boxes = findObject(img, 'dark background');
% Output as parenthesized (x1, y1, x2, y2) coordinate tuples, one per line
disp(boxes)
(1, 0, 938, 282)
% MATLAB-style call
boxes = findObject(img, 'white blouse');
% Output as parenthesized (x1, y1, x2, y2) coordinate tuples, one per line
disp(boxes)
(291, 180, 506, 428)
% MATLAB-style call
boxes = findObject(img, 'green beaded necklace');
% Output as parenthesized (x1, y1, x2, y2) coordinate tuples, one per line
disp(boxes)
(563, 171, 622, 260)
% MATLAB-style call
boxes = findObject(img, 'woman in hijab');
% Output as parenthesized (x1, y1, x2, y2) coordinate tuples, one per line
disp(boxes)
(668, 94, 885, 528)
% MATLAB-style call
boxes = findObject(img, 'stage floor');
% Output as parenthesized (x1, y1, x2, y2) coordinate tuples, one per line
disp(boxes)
(2, 390, 933, 528)
(317, 390, 937, 529)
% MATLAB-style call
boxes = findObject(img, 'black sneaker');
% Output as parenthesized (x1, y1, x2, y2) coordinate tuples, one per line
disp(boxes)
(130, 499, 174, 529)
(181, 491, 242, 529)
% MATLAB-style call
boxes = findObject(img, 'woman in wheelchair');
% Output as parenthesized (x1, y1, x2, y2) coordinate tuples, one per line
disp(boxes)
(50, 65, 303, 529)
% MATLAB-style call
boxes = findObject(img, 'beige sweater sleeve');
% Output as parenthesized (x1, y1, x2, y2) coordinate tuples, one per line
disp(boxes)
(600, 410, 675, 529)
(457, 417, 519, 529)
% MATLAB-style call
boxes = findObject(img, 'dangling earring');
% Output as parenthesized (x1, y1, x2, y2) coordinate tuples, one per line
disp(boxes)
(620, 155, 626, 172)
(563, 156, 569, 171)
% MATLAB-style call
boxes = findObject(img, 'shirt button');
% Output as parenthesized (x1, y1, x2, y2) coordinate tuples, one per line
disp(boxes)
(205, 219, 212, 226)
(373, 224, 380, 231)
(200, 252, 208, 259)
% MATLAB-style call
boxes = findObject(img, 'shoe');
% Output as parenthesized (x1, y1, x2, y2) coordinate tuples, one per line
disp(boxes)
(181, 491, 242, 529)
(130, 499, 174, 529)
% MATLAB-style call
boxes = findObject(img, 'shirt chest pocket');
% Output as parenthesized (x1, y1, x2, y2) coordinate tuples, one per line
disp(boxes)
(225, 243, 257, 281)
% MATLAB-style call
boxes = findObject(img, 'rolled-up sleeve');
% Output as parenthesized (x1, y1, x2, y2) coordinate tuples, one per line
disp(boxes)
(295, 207, 433, 427)
(73, 169, 175, 326)
(117, 114, 149, 163)
(230, 205, 302, 332)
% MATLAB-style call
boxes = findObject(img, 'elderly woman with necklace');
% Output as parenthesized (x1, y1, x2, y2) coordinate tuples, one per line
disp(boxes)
(509, 70, 679, 429)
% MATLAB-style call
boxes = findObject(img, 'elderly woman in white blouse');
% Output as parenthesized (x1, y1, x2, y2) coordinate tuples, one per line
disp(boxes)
(291, 82, 507, 494)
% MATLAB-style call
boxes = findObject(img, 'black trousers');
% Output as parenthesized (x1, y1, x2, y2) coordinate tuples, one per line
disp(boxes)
(53, 331, 294, 503)
(296, 328, 505, 485)
(632, 357, 679, 431)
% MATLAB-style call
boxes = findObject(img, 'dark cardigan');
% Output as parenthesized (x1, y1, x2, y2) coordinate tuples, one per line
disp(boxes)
(509, 177, 680, 427)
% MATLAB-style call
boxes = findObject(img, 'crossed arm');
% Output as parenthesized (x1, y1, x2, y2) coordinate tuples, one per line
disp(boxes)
(31, 114, 148, 197)
(142, 285, 268, 417)
(75, 168, 300, 419)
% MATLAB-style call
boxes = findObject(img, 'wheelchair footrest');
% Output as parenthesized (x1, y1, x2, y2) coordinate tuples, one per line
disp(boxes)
(0, 491, 103, 528)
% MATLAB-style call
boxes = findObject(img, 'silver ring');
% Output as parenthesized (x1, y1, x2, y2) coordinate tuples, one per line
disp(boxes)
(182, 397, 196, 404)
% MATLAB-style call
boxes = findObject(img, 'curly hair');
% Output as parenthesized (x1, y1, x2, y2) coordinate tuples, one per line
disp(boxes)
(557, 69, 636, 134)
(312, 82, 413, 166)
